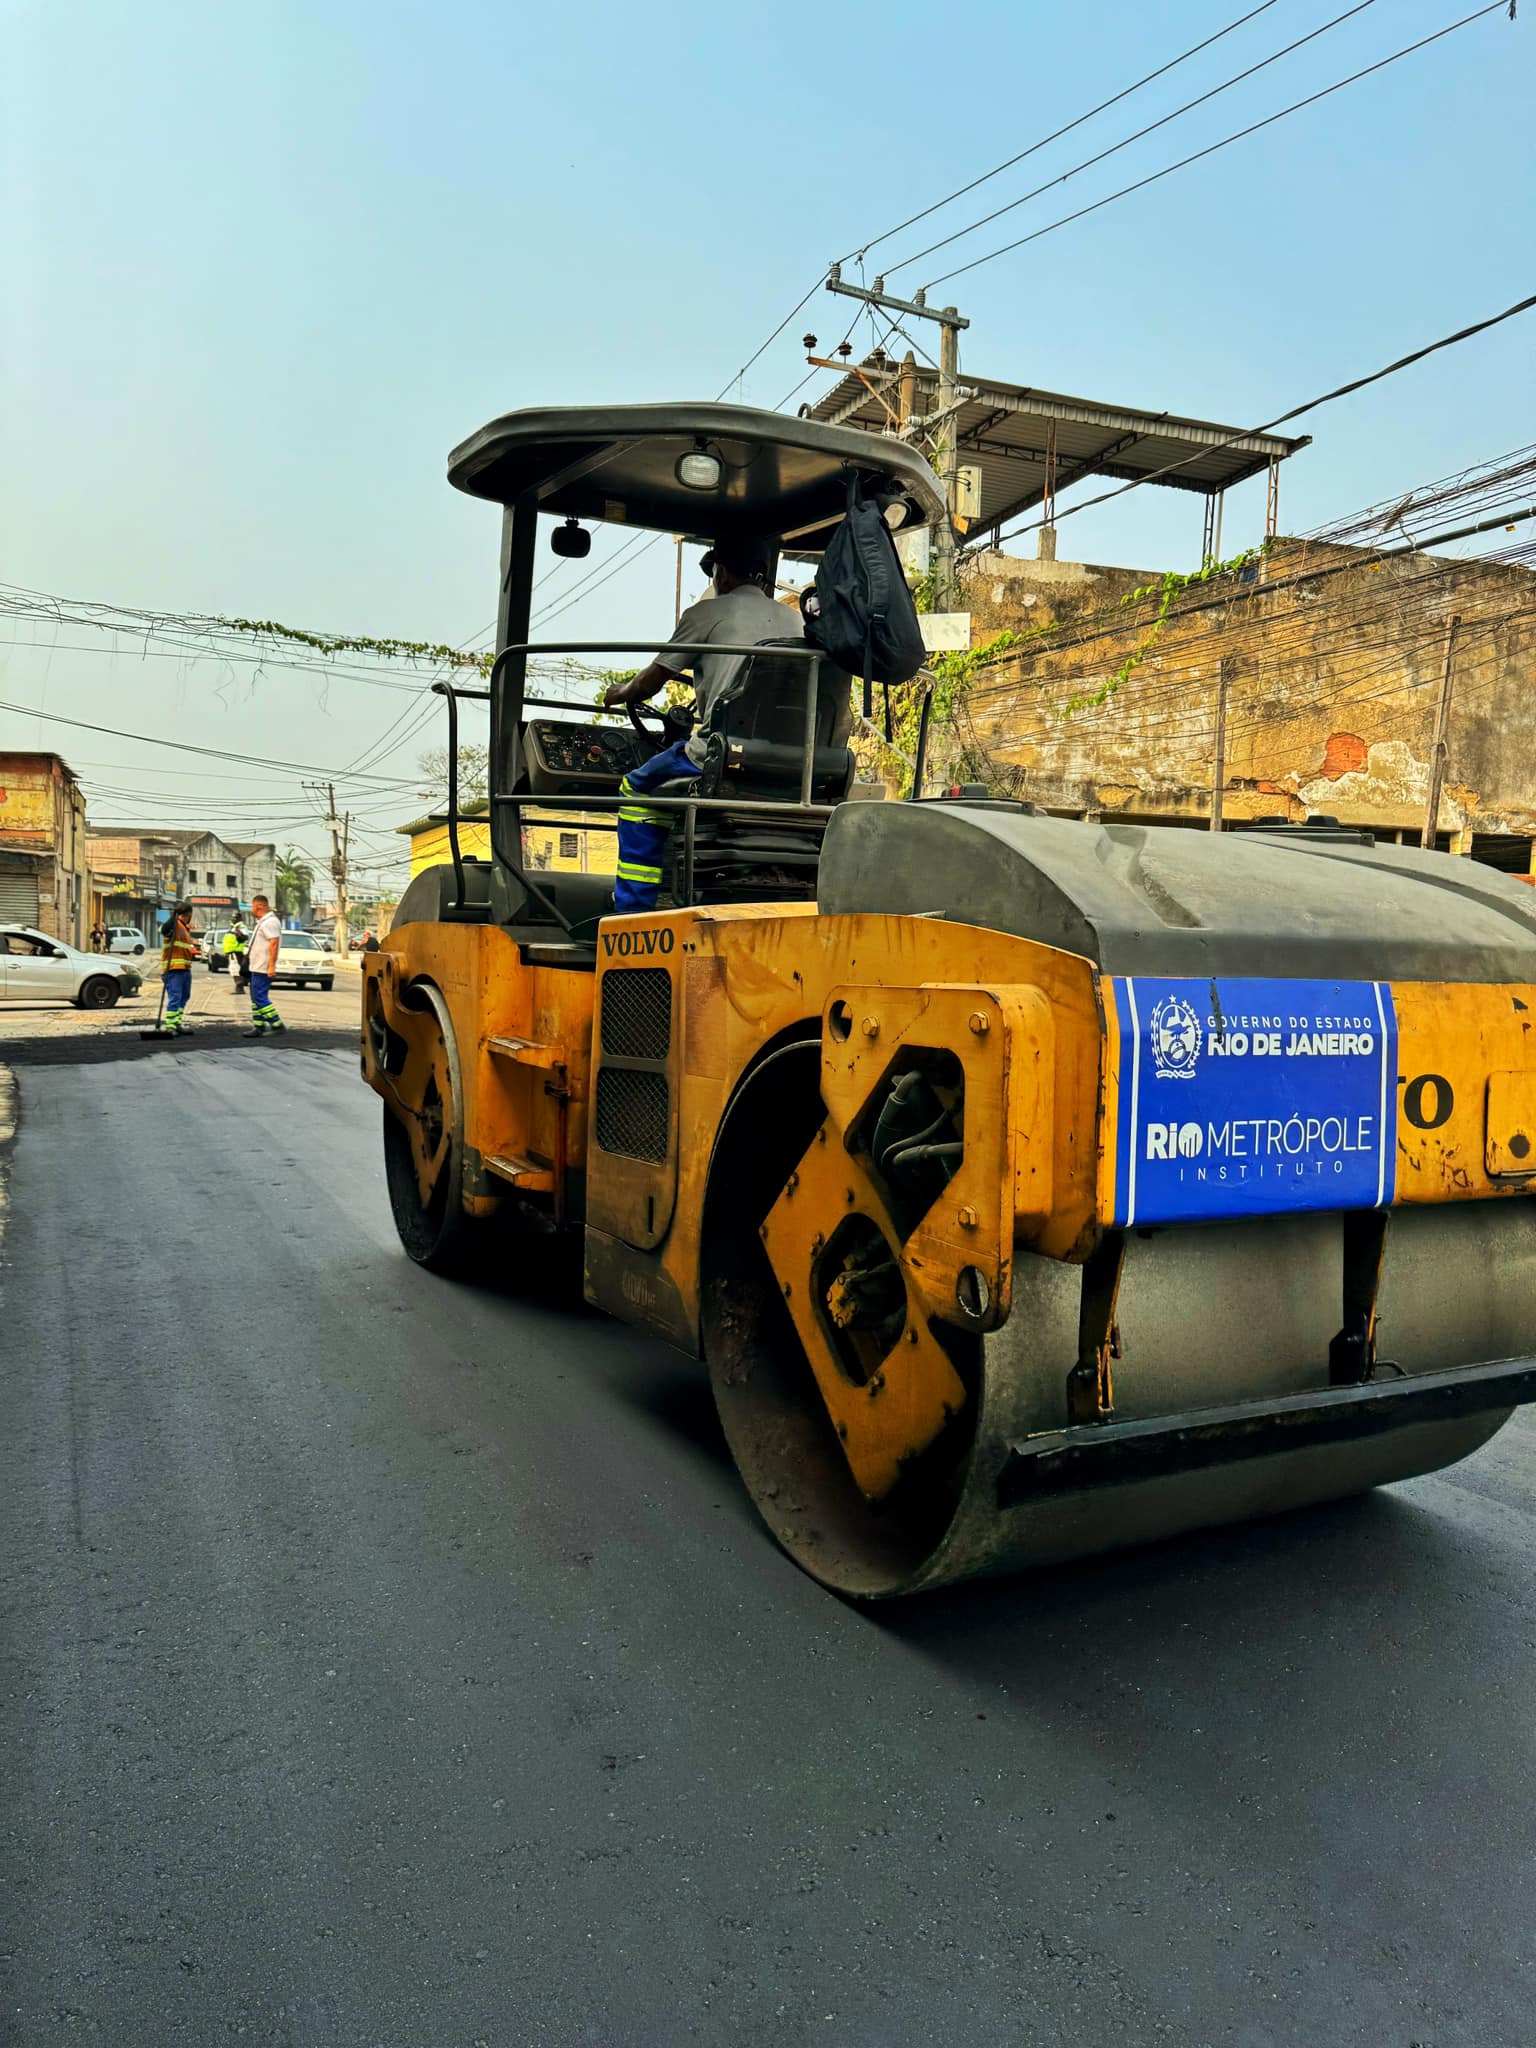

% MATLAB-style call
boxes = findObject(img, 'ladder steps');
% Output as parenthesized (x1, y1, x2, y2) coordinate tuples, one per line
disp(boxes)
(487, 1034, 562, 1070)
(485, 1152, 555, 1191)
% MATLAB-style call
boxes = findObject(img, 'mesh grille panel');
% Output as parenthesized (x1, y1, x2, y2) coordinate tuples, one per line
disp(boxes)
(600, 968, 673, 1059)
(595, 1068, 670, 1162)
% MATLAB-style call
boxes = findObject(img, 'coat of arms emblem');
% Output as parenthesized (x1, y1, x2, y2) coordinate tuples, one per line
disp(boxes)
(1148, 995, 1202, 1080)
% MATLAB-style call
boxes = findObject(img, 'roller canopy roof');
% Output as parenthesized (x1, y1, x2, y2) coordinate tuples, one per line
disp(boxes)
(447, 402, 947, 553)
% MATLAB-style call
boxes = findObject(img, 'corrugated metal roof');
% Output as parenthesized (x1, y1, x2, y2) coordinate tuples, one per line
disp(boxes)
(805, 359, 1309, 543)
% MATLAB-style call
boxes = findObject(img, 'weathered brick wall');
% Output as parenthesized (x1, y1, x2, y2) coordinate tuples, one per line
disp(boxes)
(88, 835, 143, 875)
(957, 539, 1536, 836)
(961, 549, 1161, 642)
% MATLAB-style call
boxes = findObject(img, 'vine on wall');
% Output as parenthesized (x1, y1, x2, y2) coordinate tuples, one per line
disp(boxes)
(1060, 544, 1267, 717)
(897, 542, 1269, 789)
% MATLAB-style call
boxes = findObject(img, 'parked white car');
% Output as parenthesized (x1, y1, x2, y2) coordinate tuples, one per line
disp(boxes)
(0, 927, 143, 1008)
(106, 924, 147, 955)
(268, 931, 335, 991)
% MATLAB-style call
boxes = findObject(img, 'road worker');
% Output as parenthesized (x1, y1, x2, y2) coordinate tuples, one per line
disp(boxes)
(160, 904, 199, 1036)
(222, 918, 251, 996)
(601, 536, 800, 913)
(244, 894, 287, 1038)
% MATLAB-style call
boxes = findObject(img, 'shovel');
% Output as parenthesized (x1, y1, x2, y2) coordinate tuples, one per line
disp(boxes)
(137, 977, 178, 1041)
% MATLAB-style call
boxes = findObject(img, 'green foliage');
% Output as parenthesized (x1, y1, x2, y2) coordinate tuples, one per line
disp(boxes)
(890, 537, 1273, 786)
(589, 669, 695, 717)
(275, 847, 315, 918)
(1061, 542, 1269, 718)
(218, 616, 494, 675)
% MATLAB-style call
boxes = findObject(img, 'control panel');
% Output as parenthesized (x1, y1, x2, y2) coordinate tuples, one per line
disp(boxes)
(523, 720, 651, 795)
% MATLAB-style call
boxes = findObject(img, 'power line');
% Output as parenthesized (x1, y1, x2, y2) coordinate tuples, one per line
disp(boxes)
(715, 278, 826, 399)
(530, 532, 667, 634)
(980, 289, 1536, 550)
(839, 0, 1283, 267)
(883, 0, 1376, 279)
(1034, 569, 1536, 743)
(963, 512, 1536, 716)
(774, 297, 881, 414)
(923, 2, 1508, 290)
(0, 697, 423, 786)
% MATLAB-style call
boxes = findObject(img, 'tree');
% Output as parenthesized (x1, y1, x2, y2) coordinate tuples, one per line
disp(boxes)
(417, 744, 490, 806)
(275, 847, 315, 918)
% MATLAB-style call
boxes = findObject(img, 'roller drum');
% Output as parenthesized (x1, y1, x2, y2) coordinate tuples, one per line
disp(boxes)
(710, 1200, 1532, 1599)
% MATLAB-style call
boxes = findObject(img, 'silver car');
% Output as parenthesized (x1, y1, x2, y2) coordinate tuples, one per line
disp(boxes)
(0, 926, 143, 1009)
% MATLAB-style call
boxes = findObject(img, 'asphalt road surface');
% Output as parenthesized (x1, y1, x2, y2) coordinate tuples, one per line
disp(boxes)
(4, 1042, 1534, 2046)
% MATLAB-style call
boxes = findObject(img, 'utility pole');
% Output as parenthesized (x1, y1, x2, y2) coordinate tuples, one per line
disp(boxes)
(1421, 614, 1462, 851)
(824, 267, 970, 610)
(309, 780, 352, 954)
(934, 313, 962, 610)
(1210, 657, 1229, 833)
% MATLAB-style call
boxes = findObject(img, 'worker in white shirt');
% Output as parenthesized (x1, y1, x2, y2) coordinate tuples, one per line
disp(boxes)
(244, 894, 287, 1038)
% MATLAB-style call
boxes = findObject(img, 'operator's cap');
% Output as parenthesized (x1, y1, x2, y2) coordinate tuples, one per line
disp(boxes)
(700, 535, 772, 581)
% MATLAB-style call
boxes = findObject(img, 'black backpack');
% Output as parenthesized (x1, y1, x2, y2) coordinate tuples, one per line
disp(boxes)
(801, 477, 927, 708)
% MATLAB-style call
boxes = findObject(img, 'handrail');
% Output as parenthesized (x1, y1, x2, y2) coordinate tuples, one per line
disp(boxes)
(500, 640, 828, 659)
(430, 682, 467, 914)
(434, 635, 844, 928)
(489, 792, 836, 818)
(431, 687, 638, 721)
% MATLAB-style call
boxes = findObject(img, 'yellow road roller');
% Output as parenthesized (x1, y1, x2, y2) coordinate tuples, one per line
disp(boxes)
(363, 401, 1536, 1596)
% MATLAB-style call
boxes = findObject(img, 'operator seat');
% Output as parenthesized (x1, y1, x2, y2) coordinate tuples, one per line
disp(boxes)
(658, 639, 856, 905)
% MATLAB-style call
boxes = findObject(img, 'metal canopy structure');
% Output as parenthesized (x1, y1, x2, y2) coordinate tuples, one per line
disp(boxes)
(804, 358, 1310, 550)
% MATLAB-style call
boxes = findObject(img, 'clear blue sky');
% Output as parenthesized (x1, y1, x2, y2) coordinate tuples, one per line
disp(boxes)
(3, 0, 1531, 885)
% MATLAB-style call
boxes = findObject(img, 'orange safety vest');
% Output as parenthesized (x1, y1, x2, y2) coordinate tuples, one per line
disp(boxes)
(162, 928, 198, 972)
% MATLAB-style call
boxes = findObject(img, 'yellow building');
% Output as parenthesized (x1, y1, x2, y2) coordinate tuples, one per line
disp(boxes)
(397, 798, 617, 880)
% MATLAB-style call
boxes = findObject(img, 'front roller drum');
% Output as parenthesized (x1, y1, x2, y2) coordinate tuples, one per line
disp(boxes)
(702, 1052, 1532, 1596)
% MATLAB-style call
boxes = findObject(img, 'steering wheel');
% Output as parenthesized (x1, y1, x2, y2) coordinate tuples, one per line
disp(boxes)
(627, 698, 693, 752)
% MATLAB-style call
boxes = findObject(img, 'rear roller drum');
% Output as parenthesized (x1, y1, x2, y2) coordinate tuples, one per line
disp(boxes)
(380, 980, 475, 1272)
(377, 978, 582, 1293)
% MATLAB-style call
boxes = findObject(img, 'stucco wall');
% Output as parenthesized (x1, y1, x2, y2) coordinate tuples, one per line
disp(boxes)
(958, 539, 1536, 842)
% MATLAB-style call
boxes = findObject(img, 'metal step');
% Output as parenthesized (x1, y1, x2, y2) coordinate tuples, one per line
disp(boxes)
(487, 1034, 562, 1071)
(484, 1152, 555, 1192)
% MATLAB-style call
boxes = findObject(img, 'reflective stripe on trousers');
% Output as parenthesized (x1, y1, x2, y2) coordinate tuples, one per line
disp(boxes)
(614, 739, 696, 914)
(163, 966, 192, 1032)
(248, 970, 284, 1028)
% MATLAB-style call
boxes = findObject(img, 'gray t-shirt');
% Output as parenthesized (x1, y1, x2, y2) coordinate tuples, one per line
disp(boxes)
(655, 585, 804, 729)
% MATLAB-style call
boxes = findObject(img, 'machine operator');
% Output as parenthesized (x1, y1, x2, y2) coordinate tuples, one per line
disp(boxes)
(602, 536, 801, 914)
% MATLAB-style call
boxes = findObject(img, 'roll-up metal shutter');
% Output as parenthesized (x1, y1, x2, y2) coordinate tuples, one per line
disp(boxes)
(0, 863, 41, 925)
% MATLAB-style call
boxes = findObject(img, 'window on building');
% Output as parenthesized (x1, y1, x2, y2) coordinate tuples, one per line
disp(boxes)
(559, 833, 579, 860)
(207, 870, 215, 886)
(225, 874, 237, 889)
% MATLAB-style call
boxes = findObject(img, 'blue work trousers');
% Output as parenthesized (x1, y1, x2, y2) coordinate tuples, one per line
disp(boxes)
(249, 970, 284, 1030)
(615, 739, 696, 913)
(162, 967, 192, 1032)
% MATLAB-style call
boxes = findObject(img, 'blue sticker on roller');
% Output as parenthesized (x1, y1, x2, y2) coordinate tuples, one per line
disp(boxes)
(1111, 977, 1397, 1228)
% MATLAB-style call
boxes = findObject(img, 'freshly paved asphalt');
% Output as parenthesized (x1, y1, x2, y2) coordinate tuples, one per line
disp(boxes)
(3, 1043, 1534, 2045)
